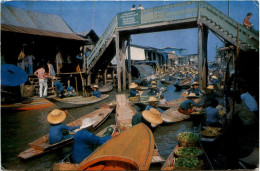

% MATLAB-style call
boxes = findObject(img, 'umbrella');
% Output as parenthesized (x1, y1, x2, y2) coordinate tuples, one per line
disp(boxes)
(1, 64, 28, 86)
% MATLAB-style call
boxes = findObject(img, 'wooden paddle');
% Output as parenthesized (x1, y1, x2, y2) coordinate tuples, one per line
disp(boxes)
(64, 110, 80, 125)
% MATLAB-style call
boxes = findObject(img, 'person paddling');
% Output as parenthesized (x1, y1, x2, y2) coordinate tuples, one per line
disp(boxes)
(178, 93, 203, 115)
(92, 85, 101, 98)
(47, 109, 80, 145)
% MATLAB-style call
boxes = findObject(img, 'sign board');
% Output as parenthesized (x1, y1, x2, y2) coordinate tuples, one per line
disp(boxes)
(118, 10, 141, 27)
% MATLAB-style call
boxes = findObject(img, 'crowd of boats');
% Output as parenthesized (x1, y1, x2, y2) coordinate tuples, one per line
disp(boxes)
(12, 63, 234, 170)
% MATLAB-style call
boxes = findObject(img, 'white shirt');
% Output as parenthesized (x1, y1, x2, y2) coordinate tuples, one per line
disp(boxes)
(159, 99, 168, 105)
(241, 92, 258, 112)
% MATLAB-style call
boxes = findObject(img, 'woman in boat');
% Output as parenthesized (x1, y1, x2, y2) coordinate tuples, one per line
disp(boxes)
(158, 94, 168, 106)
(205, 99, 223, 127)
(47, 109, 80, 145)
(92, 85, 101, 98)
(145, 96, 165, 114)
(52, 77, 65, 98)
(129, 82, 139, 97)
(187, 82, 205, 96)
(148, 85, 160, 96)
(178, 93, 203, 115)
(72, 118, 120, 164)
(202, 85, 218, 107)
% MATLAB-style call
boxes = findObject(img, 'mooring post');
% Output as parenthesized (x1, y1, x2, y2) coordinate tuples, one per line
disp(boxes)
(122, 40, 127, 91)
(116, 30, 121, 92)
(127, 36, 132, 87)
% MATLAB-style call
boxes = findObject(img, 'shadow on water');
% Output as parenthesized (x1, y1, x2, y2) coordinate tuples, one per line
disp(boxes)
(1, 85, 199, 170)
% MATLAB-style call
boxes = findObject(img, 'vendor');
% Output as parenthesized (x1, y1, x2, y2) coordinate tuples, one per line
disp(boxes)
(53, 77, 65, 98)
(48, 109, 80, 145)
(205, 99, 223, 127)
(145, 96, 165, 114)
(72, 118, 120, 164)
(202, 85, 217, 107)
(179, 93, 203, 115)
(188, 82, 204, 96)
(92, 85, 101, 98)
(129, 82, 139, 97)
(148, 85, 160, 96)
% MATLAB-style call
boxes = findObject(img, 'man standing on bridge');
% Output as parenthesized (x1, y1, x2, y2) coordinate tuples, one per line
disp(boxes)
(243, 12, 253, 29)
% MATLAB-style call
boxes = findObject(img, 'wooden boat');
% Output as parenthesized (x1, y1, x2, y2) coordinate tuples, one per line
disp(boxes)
(99, 82, 113, 93)
(54, 123, 155, 170)
(52, 125, 117, 170)
(173, 77, 192, 90)
(116, 94, 165, 164)
(46, 94, 109, 109)
(2, 95, 109, 111)
(18, 108, 113, 160)
(158, 97, 186, 109)
(162, 107, 190, 123)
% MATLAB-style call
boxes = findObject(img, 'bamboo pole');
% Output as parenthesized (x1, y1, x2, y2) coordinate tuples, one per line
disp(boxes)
(75, 76, 78, 95)
(65, 110, 80, 125)
(78, 66, 86, 97)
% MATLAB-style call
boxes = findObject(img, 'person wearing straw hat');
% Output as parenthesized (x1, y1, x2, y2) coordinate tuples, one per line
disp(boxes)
(148, 84, 160, 96)
(205, 99, 223, 127)
(129, 82, 139, 97)
(72, 118, 120, 164)
(178, 93, 203, 115)
(52, 77, 65, 98)
(210, 75, 220, 86)
(91, 85, 101, 98)
(145, 96, 165, 114)
(48, 109, 80, 144)
(202, 85, 218, 107)
(188, 81, 205, 96)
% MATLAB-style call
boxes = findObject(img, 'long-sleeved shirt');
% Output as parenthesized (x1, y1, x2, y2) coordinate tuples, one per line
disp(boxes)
(49, 124, 80, 144)
(205, 107, 221, 124)
(188, 88, 204, 96)
(145, 104, 164, 114)
(241, 92, 258, 112)
(180, 99, 203, 110)
(129, 89, 139, 97)
(72, 130, 111, 164)
(93, 90, 101, 98)
(54, 80, 65, 93)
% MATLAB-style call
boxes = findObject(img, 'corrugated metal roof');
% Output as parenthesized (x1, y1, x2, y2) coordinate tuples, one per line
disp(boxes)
(1, 5, 73, 34)
(2, 24, 85, 41)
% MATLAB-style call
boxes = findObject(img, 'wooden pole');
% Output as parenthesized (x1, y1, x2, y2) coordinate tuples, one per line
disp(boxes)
(127, 36, 132, 86)
(65, 110, 80, 125)
(116, 31, 121, 92)
(67, 79, 70, 87)
(75, 76, 78, 95)
(87, 72, 91, 86)
(104, 69, 107, 85)
(122, 40, 126, 91)
(78, 66, 86, 97)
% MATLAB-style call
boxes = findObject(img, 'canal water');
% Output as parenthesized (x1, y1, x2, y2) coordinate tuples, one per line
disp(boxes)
(1, 84, 200, 170)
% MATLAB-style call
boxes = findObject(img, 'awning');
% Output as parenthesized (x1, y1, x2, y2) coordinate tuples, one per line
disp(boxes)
(1, 24, 86, 41)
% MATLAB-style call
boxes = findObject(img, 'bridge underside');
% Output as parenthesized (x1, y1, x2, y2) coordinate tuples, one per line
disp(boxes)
(117, 18, 197, 35)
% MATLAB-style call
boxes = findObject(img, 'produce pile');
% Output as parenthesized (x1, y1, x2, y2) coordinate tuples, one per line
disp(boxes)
(178, 132, 199, 141)
(175, 147, 203, 157)
(201, 127, 221, 137)
(128, 96, 139, 102)
(175, 157, 201, 168)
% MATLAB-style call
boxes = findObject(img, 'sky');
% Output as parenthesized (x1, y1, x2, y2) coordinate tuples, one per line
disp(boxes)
(2, 0, 259, 62)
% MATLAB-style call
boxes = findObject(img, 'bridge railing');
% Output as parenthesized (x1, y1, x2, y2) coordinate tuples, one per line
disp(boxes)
(87, 16, 118, 68)
(200, 2, 258, 43)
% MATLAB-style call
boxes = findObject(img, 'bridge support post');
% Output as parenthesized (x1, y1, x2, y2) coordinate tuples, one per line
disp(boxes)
(127, 36, 132, 87)
(122, 40, 127, 91)
(198, 25, 208, 90)
(116, 31, 122, 92)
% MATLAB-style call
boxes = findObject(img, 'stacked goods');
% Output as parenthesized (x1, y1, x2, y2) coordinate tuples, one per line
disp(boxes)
(177, 132, 199, 147)
(175, 147, 204, 157)
(201, 127, 221, 137)
(129, 96, 139, 102)
(175, 157, 202, 169)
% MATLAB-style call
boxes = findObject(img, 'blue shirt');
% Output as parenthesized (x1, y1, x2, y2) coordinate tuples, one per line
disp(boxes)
(93, 90, 101, 98)
(211, 79, 219, 85)
(205, 107, 221, 124)
(241, 92, 258, 112)
(148, 88, 159, 96)
(129, 89, 138, 97)
(49, 124, 80, 144)
(145, 104, 165, 114)
(72, 130, 111, 164)
(180, 99, 203, 110)
(188, 88, 204, 96)
(54, 80, 65, 93)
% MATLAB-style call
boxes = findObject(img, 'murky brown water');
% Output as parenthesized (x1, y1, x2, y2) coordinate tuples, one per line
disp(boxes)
(1, 85, 201, 170)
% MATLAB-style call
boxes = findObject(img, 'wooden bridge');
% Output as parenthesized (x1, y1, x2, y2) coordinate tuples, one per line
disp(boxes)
(84, 1, 259, 91)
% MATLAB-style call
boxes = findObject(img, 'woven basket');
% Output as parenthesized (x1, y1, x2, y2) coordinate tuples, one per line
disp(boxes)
(174, 158, 203, 170)
(178, 138, 198, 147)
(174, 147, 204, 157)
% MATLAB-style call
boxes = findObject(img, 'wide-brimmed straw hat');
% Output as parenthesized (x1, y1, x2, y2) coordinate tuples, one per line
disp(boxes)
(187, 93, 199, 98)
(80, 118, 95, 130)
(151, 85, 157, 88)
(192, 82, 199, 86)
(93, 85, 99, 88)
(207, 85, 214, 90)
(212, 76, 217, 79)
(148, 96, 158, 102)
(151, 81, 156, 84)
(129, 83, 138, 89)
(47, 109, 66, 124)
(142, 108, 163, 125)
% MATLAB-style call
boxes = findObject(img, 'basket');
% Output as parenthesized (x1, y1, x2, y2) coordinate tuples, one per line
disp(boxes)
(178, 138, 198, 147)
(174, 147, 204, 157)
(173, 157, 203, 170)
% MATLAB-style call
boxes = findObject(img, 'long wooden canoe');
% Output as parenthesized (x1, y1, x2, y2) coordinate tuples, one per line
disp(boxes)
(2, 95, 109, 111)
(52, 125, 117, 170)
(162, 108, 190, 123)
(116, 94, 165, 164)
(99, 82, 113, 93)
(76, 123, 154, 170)
(158, 97, 186, 109)
(18, 108, 113, 160)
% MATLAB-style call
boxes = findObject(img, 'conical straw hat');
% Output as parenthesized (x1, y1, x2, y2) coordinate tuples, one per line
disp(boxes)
(148, 96, 158, 102)
(207, 85, 214, 90)
(187, 93, 199, 98)
(93, 85, 99, 88)
(151, 85, 157, 88)
(192, 82, 199, 85)
(142, 108, 163, 124)
(129, 83, 138, 89)
(47, 109, 66, 124)
(151, 81, 156, 84)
